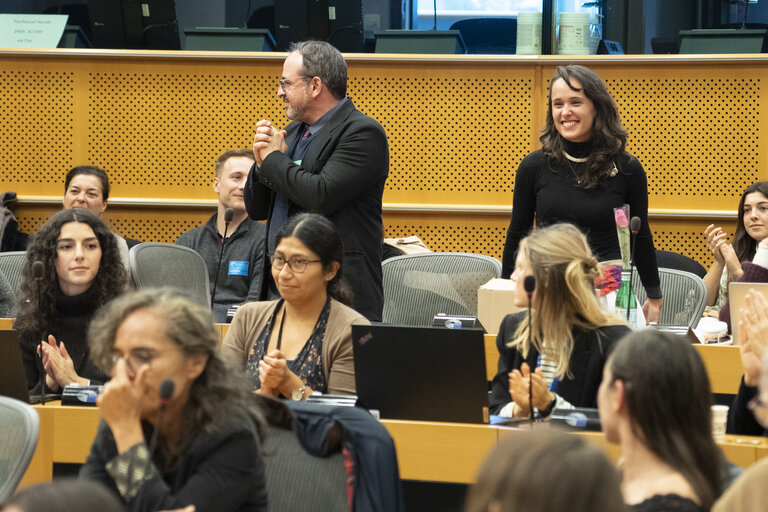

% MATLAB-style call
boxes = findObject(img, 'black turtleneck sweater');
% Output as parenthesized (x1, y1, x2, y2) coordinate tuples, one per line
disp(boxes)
(18, 286, 109, 390)
(501, 140, 661, 298)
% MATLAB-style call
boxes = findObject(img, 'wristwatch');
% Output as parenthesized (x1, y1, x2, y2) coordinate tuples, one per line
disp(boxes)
(291, 386, 306, 401)
(540, 397, 557, 418)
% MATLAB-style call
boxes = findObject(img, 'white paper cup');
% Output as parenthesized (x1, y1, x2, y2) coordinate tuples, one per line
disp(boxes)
(711, 405, 729, 440)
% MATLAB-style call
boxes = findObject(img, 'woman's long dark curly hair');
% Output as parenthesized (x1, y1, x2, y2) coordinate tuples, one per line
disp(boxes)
(14, 209, 127, 334)
(732, 181, 768, 262)
(540, 65, 628, 189)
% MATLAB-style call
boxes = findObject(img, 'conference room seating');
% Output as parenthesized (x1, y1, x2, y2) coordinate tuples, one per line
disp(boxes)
(631, 267, 708, 328)
(128, 243, 211, 307)
(448, 18, 518, 54)
(0, 396, 39, 501)
(262, 424, 349, 512)
(655, 249, 708, 278)
(382, 252, 502, 326)
(0, 251, 26, 298)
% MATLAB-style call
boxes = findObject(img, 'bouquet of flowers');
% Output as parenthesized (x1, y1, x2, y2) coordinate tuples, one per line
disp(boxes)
(614, 204, 630, 269)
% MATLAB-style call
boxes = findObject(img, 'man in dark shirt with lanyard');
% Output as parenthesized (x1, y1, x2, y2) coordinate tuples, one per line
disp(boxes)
(245, 40, 389, 322)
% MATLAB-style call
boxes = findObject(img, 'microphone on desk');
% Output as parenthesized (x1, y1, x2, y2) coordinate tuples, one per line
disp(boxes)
(523, 275, 535, 426)
(627, 216, 641, 322)
(129, 379, 175, 498)
(211, 208, 235, 313)
(32, 260, 46, 406)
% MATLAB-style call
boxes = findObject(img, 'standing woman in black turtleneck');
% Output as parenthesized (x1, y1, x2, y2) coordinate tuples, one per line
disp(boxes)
(15, 209, 127, 392)
(501, 65, 663, 323)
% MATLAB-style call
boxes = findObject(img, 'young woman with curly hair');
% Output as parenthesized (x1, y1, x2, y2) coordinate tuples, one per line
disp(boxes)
(14, 208, 127, 391)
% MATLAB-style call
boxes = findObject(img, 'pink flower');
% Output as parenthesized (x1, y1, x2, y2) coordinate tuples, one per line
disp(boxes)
(614, 208, 628, 228)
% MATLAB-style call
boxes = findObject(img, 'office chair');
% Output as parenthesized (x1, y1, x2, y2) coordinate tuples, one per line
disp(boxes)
(655, 249, 707, 278)
(0, 396, 39, 501)
(0, 251, 26, 297)
(449, 17, 517, 54)
(632, 268, 707, 328)
(382, 252, 502, 326)
(129, 243, 210, 307)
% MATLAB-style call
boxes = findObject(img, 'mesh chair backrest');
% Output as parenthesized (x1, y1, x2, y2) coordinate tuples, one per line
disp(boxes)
(632, 267, 707, 328)
(382, 252, 502, 326)
(263, 425, 348, 512)
(0, 251, 26, 297)
(0, 396, 39, 501)
(129, 243, 210, 307)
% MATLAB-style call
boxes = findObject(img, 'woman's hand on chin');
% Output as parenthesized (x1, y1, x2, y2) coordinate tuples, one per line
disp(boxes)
(97, 360, 147, 453)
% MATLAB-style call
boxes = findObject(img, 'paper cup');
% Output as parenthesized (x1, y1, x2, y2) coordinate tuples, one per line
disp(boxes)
(711, 405, 729, 440)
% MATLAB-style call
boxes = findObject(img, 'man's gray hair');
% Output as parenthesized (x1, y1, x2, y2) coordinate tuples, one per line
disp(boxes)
(289, 40, 347, 100)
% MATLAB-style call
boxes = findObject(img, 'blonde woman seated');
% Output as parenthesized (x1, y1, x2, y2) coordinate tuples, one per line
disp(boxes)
(489, 223, 630, 419)
(222, 213, 368, 399)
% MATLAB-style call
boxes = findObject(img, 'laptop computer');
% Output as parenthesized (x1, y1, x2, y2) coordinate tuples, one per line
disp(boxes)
(0, 329, 31, 403)
(352, 324, 489, 424)
(728, 282, 768, 344)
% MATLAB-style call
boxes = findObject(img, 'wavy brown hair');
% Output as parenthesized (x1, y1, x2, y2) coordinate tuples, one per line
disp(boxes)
(732, 181, 768, 261)
(541, 65, 629, 189)
(14, 209, 126, 334)
(509, 223, 625, 378)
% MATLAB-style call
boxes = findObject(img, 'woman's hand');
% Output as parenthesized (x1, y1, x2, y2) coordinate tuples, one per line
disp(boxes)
(705, 224, 729, 265)
(97, 359, 147, 454)
(508, 363, 552, 418)
(642, 297, 663, 324)
(259, 350, 290, 392)
(737, 291, 768, 386)
(38, 335, 87, 390)
(721, 244, 743, 280)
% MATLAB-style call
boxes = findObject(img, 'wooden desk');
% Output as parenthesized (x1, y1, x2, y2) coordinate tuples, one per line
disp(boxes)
(20, 403, 766, 488)
(0, 317, 14, 329)
(483, 334, 744, 395)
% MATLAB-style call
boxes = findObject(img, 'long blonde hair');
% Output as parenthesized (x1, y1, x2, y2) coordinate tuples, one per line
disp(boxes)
(509, 223, 625, 378)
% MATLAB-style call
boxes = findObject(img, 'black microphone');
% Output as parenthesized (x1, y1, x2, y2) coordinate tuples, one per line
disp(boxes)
(132, 379, 175, 497)
(32, 261, 46, 406)
(627, 216, 641, 322)
(523, 275, 536, 426)
(211, 208, 235, 314)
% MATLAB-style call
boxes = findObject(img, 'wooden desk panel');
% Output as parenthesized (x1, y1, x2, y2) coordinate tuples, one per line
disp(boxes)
(381, 420, 497, 484)
(483, 334, 744, 395)
(0, 317, 14, 329)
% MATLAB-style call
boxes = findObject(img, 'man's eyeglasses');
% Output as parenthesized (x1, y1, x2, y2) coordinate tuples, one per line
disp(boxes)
(279, 75, 312, 93)
(270, 254, 321, 273)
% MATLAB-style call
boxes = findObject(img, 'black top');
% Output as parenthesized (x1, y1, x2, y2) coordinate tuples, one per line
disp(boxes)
(18, 286, 108, 390)
(501, 140, 661, 298)
(244, 99, 389, 322)
(726, 376, 767, 437)
(631, 494, 703, 512)
(80, 414, 267, 512)
(489, 311, 630, 415)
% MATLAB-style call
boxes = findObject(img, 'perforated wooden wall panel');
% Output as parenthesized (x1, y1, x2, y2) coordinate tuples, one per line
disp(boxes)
(2, 52, 767, 267)
(14, 204, 217, 243)
(350, 62, 536, 205)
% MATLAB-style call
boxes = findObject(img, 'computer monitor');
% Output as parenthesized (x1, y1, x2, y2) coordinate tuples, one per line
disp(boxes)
(273, 0, 363, 52)
(87, 0, 180, 50)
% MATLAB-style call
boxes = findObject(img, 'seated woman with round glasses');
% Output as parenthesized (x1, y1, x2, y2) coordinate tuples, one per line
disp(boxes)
(222, 213, 368, 398)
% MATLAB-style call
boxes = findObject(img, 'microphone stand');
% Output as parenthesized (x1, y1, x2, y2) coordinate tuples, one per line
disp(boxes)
(211, 208, 234, 311)
(627, 217, 641, 323)
(523, 276, 536, 426)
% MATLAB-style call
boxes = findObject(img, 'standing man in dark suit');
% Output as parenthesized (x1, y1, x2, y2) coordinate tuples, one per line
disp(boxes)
(246, 40, 389, 321)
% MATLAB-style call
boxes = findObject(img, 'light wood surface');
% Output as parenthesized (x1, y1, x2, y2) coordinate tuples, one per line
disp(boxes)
(0, 318, 14, 329)
(19, 403, 768, 488)
(484, 334, 744, 395)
